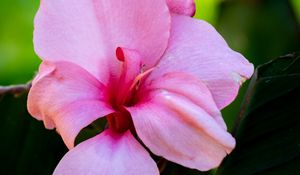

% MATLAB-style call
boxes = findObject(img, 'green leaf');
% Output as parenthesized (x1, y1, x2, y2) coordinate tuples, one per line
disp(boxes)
(217, 53, 300, 175)
(0, 93, 67, 175)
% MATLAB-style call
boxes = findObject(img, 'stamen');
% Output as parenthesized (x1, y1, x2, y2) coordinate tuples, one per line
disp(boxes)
(113, 47, 155, 107)
(129, 67, 155, 91)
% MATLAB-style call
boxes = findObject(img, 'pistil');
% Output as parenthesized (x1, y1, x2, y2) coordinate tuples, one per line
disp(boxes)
(107, 47, 154, 133)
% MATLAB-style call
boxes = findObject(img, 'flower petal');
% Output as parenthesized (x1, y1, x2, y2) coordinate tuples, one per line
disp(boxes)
(127, 90, 235, 171)
(34, 0, 171, 84)
(149, 15, 254, 109)
(53, 130, 159, 175)
(166, 0, 196, 16)
(143, 72, 227, 129)
(27, 61, 114, 149)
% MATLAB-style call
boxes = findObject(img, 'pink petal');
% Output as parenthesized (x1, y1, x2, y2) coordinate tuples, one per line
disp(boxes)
(127, 90, 235, 171)
(53, 130, 159, 175)
(34, 0, 171, 84)
(143, 72, 227, 129)
(27, 61, 114, 149)
(166, 0, 196, 16)
(149, 15, 254, 109)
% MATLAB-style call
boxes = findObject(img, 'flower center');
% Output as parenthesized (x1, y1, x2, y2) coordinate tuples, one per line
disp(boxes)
(107, 47, 154, 133)
(107, 107, 133, 133)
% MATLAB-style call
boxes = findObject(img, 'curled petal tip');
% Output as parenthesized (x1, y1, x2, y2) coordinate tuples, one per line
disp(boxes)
(116, 47, 125, 62)
(231, 72, 247, 86)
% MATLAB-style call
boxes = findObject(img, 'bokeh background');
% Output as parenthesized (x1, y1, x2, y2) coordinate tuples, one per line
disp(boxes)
(0, 0, 299, 174)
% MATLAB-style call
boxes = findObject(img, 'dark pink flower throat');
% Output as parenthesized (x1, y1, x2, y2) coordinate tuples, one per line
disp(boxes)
(107, 47, 154, 133)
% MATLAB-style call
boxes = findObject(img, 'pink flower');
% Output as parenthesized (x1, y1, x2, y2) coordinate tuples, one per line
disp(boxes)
(27, 0, 254, 174)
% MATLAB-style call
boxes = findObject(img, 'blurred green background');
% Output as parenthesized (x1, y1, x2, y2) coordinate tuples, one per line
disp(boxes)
(1, 0, 299, 130)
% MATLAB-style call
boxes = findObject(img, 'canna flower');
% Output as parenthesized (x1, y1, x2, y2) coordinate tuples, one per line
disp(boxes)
(27, 0, 254, 174)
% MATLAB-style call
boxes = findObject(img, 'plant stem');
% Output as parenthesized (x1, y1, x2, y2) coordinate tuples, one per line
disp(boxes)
(0, 83, 31, 96)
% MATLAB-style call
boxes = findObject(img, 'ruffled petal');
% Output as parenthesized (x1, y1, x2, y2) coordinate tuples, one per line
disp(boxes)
(27, 61, 114, 149)
(128, 90, 235, 171)
(166, 0, 196, 16)
(149, 15, 254, 109)
(143, 72, 227, 129)
(53, 130, 159, 175)
(34, 0, 171, 84)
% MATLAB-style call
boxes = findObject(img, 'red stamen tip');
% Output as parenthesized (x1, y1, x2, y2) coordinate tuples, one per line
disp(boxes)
(116, 47, 125, 62)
